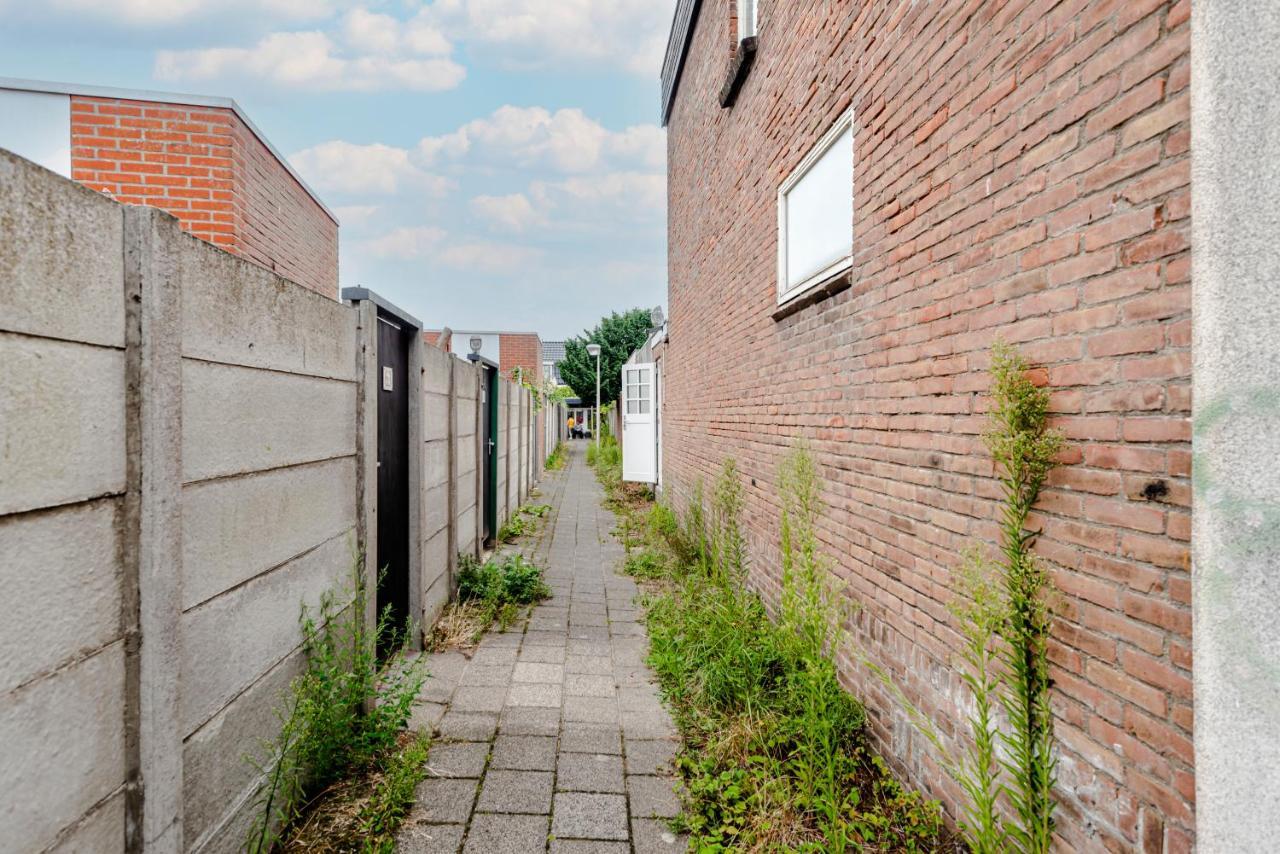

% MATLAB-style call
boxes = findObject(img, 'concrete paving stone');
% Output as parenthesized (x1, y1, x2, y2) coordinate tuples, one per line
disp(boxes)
(570, 604, 607, 617)
(462, 813, 549, 854)
(613, 666, 652, 688)
(550, 840, 628, 854)
(490, 734, 558, 770)
(565, 673, 616, 697)
(628, 775, 681, 818)
(551, 792, 629, 841)
(565, 655, 613, 675)
(608, 609, 640, 622)
(460, 664, 514, 687)
(507, 682, 563, 708)
(559, 722, 622, 755)
(523, 630, 568, 647)
(528, 616, 567, 631)
(570, 614, 608, 628)
(419, 677, 458, 704)
(423, 651, 470, 681)
(567, 638, 612, 657)
(519, 645, 566, 664)
(556, 752, 625, 793)
(451, 686, 507, 713)
(622, 709, 677, 740)
(512, 662, 565, 684)
(499, 706, 561, 736)
(469, 647, 518, 666)
(437, 711, 498, 742)
(475, 769, 554, 814)
(412, 778, 478, 823)
(410, 702, 447, 732)
(477, 632, 523, 648)
(631, 818, 689, 854)
(625, 739, 679, 776)
(426, 741, 489, 778)
(563, 696, 619, 724)
(396, 821, 464, 854)
(609, 622, 645, 638)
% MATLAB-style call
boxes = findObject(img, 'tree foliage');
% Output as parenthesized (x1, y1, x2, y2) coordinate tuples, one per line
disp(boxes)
(559, 308, 654, 406)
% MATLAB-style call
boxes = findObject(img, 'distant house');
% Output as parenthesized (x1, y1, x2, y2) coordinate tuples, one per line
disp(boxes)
(0, 77, 338, 297)
(424, 329, 543, 383)
(541, 339, 568, 385)
(660, 2, 1196, 851)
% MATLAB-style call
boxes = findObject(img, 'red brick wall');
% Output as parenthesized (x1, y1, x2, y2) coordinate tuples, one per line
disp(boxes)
(498, 332, 542, 383)
(663, 1, 1191, 851)
(69, 95, 338, 297)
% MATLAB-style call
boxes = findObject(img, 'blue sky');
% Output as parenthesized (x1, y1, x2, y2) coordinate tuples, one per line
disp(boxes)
(0, 0, 675, 339)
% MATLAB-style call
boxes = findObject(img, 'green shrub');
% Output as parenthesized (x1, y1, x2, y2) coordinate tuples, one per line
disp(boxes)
(545, 442, 567, 470)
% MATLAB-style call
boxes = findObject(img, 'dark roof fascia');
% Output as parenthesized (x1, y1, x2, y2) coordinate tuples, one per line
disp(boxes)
(341, 287, 423, 329)
(660, 0, 703, 126)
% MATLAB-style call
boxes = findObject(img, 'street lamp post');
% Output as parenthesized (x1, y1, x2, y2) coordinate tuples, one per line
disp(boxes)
(586, 343, 602, 451)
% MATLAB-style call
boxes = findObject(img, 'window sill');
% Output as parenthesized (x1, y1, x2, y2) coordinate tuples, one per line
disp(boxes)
(772, 269, 853, 322)
(719, 37, 757, 108)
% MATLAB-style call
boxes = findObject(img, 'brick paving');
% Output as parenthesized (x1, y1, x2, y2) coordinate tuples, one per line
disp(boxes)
(397, 442, 688, 853)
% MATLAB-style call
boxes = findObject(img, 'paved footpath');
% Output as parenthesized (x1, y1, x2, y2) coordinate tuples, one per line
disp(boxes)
(397, 442, 689, 854)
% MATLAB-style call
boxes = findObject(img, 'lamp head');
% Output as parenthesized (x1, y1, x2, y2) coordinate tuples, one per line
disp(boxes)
(586, 343, 601, 358)
(469, 336, 483, 354)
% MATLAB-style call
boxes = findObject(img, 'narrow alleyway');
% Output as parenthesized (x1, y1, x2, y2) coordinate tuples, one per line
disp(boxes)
(397, 442, 688, 853)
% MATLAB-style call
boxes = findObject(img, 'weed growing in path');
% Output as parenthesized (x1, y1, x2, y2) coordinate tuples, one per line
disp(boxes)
(426, 553, 551, 649)
(605, 453, 953, 852)
(246, 556, 426, 852)
(497, 503, 552, 543)
(545, 442, 567, 470)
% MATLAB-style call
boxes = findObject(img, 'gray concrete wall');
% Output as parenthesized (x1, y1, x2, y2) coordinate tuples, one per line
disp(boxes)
(0, 150, 131, 853)
(1192, 3, 1280, 849)
(0, 149, 546, 852)
(174, 220, 360, 851)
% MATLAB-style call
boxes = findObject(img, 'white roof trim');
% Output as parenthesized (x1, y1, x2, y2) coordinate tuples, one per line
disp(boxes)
(0, 76, 337, 223)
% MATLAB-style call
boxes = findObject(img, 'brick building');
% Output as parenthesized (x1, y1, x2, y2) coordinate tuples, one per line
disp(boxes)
(661, 1, 1193, 850)
(0, 77, 338, 297)
(423, 329, 544, 382)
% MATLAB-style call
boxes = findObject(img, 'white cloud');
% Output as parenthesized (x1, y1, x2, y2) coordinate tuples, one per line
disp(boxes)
(437, 241, 543, 274)
(40, 0, 343, 26)
(419, 106, 664, 175)
(342, 8, 450, 56)
(333, 204, 378, 226)
(425, 0, 677, 75)
(470, 193, 543, 233)
(290, 141, 452, 196)
(361, 226, 447, 260)
(532, 172, 666, 216)
(154, 10, 465, 92)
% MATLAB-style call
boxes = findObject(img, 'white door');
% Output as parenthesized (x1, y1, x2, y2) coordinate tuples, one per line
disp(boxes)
(622, 363, 657, 483)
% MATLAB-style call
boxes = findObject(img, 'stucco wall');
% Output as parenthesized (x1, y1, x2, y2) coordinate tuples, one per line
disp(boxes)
(1191, 2, 1280, 850)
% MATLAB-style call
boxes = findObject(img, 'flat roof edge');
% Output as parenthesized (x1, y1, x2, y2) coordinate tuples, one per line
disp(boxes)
(0, 76, 338, 224)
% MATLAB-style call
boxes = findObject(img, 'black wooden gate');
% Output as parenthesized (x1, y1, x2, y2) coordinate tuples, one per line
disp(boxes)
(377, 313, 411, 648)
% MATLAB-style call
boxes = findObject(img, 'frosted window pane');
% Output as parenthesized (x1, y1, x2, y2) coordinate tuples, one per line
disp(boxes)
(784, 124, 853, 291)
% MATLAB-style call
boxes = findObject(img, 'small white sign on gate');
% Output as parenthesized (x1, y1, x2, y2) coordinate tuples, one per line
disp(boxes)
(382, 366, 394, 392)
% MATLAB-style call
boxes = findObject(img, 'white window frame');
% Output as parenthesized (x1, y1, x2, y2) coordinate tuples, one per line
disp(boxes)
(737, 0, 757, 40)
(776, 111, 854, 307)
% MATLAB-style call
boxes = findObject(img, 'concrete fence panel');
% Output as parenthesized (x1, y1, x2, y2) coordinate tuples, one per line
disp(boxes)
(0, 148, 549, 853)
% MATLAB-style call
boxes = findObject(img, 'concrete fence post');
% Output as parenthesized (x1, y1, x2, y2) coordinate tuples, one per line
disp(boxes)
(121, 206, 184, 854)
(446, 352, 457, 593)
(353, 300, 379, 643)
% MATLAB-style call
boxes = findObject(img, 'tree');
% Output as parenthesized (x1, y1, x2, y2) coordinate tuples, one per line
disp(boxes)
(559, 308, 655, 407)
